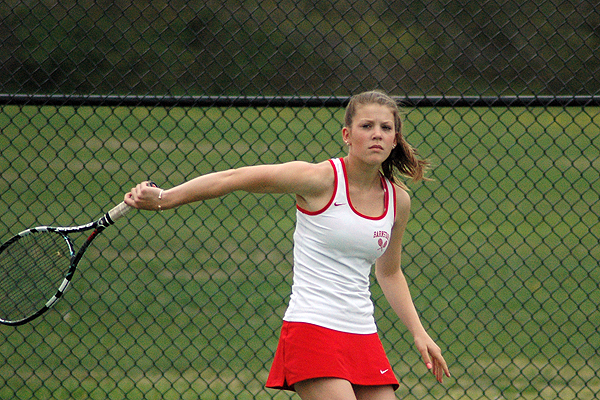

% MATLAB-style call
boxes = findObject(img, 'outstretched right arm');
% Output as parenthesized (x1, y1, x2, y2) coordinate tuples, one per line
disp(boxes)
(124, 160, 334, 212)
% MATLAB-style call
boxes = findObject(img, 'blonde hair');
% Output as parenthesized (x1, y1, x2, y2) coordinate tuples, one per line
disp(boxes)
(344, 90, 430, 188)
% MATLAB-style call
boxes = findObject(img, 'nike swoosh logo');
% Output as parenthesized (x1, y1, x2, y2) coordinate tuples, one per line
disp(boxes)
(334, 202, 345, 206)
(380, 369, 389, 374)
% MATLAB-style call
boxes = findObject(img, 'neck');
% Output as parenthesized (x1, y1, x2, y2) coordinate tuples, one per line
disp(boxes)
(343, 156, 381, 190)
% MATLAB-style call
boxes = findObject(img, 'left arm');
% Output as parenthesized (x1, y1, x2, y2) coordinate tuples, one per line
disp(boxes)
(375, 187, 450, 383)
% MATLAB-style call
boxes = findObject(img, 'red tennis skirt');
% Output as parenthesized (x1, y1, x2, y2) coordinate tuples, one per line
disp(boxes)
(266, 321, 399, 392)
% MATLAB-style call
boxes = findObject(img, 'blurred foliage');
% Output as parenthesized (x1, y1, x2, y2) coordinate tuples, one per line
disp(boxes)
(1, 0, 599, 96)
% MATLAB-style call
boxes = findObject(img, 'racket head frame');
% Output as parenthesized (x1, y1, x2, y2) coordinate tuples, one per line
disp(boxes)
(0, 202, 131, 326)
(0, 226, 76, 326)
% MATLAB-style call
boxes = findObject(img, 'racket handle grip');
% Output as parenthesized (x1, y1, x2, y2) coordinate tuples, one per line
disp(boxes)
(106, 201, 132, 224)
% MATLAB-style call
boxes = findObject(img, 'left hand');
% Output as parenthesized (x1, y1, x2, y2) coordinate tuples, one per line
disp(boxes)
(414, 332, 451, 383)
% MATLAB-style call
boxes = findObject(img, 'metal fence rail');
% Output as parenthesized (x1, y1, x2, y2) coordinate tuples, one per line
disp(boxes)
(1, 1, 599, 399)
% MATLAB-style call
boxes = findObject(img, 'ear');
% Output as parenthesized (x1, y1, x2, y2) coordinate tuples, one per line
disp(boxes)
(342, 126, 351, 145)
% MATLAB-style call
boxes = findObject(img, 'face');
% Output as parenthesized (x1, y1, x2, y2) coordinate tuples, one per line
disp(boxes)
(343, 103, 397, 165)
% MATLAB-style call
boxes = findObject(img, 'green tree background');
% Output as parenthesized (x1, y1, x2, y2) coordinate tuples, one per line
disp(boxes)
(1, 0, 599, 97)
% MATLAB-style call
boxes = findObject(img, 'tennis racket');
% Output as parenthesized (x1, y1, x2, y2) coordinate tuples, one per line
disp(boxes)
(0, 187, 151, 326)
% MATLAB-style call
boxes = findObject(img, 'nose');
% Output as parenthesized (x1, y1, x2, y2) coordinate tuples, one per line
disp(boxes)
(372, 125, 383, 139)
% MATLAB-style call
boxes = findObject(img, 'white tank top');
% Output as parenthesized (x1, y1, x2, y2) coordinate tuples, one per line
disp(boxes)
(283, 158, 397, 334)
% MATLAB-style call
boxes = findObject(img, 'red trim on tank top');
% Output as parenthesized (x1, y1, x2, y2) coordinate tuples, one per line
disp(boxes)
(296, 159, 338, 215)
(391, 181, 397, 221)
(340, 157, 389, 221)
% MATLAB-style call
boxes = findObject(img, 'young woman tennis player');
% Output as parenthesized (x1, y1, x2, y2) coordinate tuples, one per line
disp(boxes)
(125, 91, 450, 399)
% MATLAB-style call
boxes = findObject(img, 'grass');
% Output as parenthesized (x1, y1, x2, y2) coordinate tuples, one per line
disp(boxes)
(1, 104, 599, 399)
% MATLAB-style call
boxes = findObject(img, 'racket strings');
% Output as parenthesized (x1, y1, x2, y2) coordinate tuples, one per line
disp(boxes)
(0, 231, 71, 321)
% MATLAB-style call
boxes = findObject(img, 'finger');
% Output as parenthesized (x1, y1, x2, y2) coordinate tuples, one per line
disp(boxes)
(123, 192, 134, 206)
(436, 360, 444, 382)
(136, 182, 153, 198)
(132, 182, 143, 194)
(432, 355, 450, 383)
(128, 183, 148, 203)
(443, 360, 451, 378)
(420, 348, 432, 370)
(141, 181, 160, 195)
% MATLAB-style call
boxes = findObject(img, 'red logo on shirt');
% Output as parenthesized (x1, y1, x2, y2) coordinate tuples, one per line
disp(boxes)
(374, 231, 389, 251)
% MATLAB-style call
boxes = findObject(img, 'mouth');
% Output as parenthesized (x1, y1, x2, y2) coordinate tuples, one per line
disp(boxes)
(369, 145, 384, 150)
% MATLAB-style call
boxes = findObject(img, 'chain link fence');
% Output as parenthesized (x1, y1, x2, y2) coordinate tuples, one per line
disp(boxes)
(1, 1, 599, 399)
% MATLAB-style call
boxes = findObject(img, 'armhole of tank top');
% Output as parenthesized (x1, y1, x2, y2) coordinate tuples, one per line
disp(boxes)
(296, 159, 338, 215)
(390, 180, 397, 221)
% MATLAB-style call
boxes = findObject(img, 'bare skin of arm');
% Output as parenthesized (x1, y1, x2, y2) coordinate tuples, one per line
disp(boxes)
(124, 160, 335, 213)
(375, 187, 451, 383)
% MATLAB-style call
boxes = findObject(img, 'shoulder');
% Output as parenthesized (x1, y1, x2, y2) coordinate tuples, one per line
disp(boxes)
(301, 159, 335, 176)
(279, 159, 334, 188)
(227, 159, 334, 196)
(292, 160, 336, 210)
